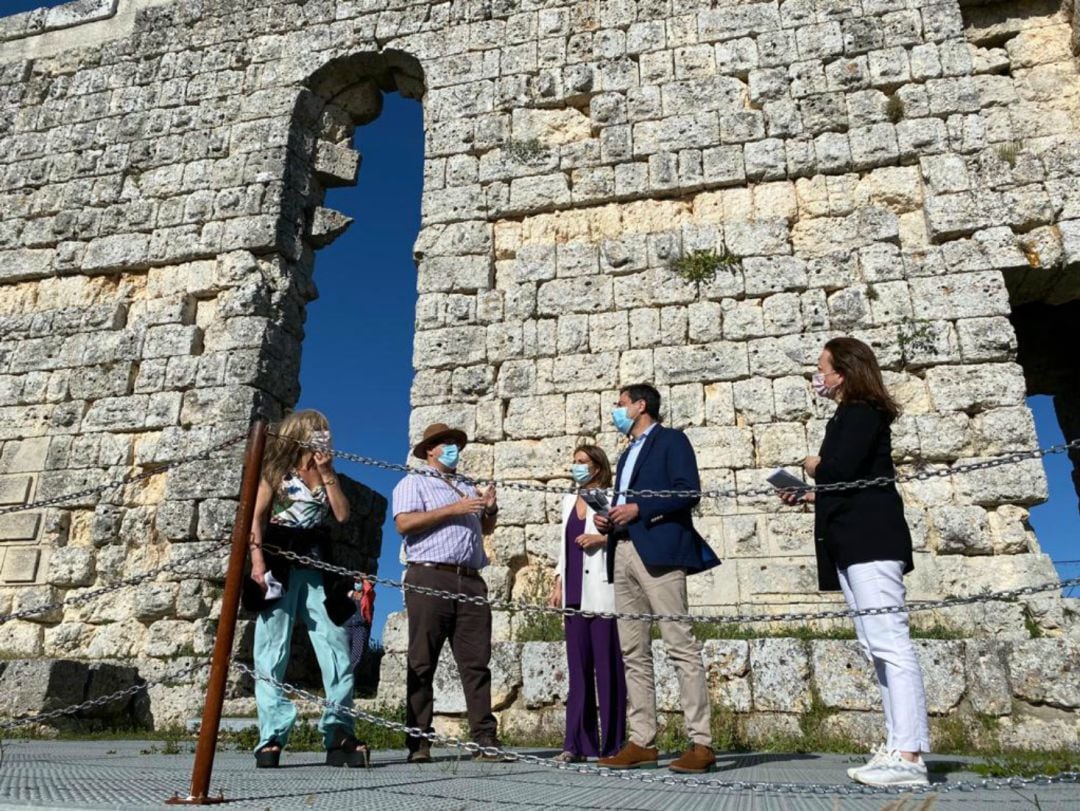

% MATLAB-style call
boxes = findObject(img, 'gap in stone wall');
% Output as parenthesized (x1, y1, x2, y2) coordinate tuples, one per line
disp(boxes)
(1010, 297, 1080, 514)
(229, 51, 425, 704)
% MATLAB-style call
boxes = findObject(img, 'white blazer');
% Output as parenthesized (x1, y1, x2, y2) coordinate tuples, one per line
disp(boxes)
(556, 493, 616, 614)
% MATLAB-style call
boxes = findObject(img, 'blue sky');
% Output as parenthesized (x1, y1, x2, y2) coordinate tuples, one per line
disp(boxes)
(7, 1, 1078, 630)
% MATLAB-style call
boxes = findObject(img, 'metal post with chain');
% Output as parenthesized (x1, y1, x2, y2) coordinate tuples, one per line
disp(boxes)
(169, 421, 267, 806)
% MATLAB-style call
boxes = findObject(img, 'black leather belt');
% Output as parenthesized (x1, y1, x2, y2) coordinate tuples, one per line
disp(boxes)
(410, 562, 481, 578)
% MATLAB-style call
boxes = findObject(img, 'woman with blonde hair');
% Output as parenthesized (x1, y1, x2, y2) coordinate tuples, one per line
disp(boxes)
(246, 410, 368, 769)
(784, 337, 929, 787)
(547, 444, 626, 762)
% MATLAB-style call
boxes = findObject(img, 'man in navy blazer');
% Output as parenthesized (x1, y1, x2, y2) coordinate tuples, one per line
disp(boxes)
(595, 384, 720, 775)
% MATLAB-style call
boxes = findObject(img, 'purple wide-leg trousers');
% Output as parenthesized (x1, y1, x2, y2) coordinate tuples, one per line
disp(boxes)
(563, 614, 627, 758)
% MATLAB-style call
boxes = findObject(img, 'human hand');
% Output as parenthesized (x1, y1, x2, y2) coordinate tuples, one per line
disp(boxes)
(594, 513, 611, 532)
(803, 455, 821, 478)
(608, 503, 640, 527)
(250, 562, 268, 593)
(451, 496, 488, 516)
(778, 489, 814, 506)
(314, 451, 334, 474)
(548, 582, 562, 608)
(576, 533, 606, 550)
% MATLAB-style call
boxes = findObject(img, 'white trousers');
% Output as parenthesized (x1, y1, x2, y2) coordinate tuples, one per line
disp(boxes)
(838, 560, 930, 754)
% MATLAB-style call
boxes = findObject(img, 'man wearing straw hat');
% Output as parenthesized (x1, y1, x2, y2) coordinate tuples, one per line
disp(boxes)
(392, 423, 502, 763)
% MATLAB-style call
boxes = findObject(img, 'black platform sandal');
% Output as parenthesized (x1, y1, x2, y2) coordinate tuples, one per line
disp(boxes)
(255, 741, 282, 769)
(325, 731, 370, 768)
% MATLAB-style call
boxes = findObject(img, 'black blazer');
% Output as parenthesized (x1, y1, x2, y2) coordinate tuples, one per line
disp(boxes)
(813, 401, 913, 592)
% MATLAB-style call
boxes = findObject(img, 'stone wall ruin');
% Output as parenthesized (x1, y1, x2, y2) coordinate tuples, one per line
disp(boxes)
(1, 0, 1079, 745)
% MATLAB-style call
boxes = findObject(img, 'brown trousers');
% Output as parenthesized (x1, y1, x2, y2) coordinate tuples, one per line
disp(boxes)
(404, 565, 497, 751)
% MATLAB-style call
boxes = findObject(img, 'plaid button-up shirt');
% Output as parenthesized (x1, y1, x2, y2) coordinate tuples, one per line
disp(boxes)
(391, 466, 488, 569)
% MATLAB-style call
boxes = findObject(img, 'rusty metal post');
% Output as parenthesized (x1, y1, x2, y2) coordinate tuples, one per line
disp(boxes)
(169, 420, 267, 805)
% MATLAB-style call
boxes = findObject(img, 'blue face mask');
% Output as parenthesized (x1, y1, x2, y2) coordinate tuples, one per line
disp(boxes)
(438, 444, 460, 469)
(570, 463, 592, 485)
(612, 406, 635, 435)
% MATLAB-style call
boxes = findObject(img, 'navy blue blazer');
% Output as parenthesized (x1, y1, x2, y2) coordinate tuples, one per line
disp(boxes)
(605, 424, 721, 582)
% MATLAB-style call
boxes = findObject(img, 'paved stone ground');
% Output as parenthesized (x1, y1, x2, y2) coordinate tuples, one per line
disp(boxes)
(0, 741, 1077, 810)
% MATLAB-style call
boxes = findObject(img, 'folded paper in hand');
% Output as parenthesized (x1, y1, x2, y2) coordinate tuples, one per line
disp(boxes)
(580, 488, 610, 516)
(264, 571, 284, 600)
(767, 468, 809, 493)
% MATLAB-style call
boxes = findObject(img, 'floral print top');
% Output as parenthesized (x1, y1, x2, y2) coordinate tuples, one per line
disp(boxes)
(270, 471, 329, 529)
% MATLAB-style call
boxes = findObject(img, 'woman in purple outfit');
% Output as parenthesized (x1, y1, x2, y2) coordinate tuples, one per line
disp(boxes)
(547, 444, 627, 763)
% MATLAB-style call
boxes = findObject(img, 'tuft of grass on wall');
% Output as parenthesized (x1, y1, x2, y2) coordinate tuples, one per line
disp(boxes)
(886, 94, 905, 123)
(670, 248, 740, 283)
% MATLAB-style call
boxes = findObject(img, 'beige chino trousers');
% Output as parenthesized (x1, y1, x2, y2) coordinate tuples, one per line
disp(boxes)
(614, 539, 712, 748)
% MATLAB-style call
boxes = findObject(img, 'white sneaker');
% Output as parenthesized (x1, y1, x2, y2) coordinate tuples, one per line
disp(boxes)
(846, 743, 888, 779)
(852, 749, 929, 787)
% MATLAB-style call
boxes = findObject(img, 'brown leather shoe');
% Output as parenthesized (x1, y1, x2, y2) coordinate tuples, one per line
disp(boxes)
(597, 742, 659, 770)
(668, 744, 716, 774)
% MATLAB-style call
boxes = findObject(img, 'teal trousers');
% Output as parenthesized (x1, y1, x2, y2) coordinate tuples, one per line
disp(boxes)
(253, 568, 355, 750)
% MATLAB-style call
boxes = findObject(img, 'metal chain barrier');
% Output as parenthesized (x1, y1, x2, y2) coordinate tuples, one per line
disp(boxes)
(0, 433, 247, 519)
(261, 544, 1080, 626)
(0, 540, 231, 626)
(233, 662, 1079, 797)
(274, 432, 1080, 500)
(0, 660, 208, 734)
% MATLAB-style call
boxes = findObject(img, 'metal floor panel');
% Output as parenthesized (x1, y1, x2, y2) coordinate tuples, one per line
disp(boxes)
(0, 742, 1076, 810)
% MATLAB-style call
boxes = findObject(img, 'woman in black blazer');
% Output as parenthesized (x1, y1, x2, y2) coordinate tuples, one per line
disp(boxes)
(785, 337, 930, 788)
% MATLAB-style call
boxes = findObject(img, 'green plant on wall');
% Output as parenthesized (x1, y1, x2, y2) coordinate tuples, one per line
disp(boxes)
(898, 319, 938, 366)
(670, 248, 740, 283)
(504, 137, 550, 164)
(886, 94, 905, 124)
(513, 571, 564, 643)
(996, 141, 1021, 168)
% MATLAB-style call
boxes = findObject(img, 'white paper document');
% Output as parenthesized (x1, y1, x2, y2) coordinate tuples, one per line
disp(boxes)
(264, 571, 284, 600)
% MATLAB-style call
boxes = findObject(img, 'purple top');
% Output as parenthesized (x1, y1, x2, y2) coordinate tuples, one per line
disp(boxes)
(564, 509, 586, 607)
(391, 466, 488, 569)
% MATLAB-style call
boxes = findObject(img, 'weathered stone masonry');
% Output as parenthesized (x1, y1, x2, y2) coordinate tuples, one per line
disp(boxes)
(0, 0, 1078, 745)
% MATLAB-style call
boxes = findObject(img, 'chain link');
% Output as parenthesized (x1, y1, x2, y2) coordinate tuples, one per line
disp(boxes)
(276, 433, 1080, 500)
(233, 662, 1079, 796)
(0, 433, 247, 519)
(0, 540, 230, 626)
(0, 661, 208, 733)
(262, 544, 1080, 626)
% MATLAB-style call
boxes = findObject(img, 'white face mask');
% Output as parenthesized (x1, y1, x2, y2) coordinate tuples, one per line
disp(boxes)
(812, 371, 838, 399)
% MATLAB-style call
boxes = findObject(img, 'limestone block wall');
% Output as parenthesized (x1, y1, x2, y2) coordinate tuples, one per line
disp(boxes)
(406, 0, 1080, 639)
(0, 1, 119, 43)
(0, 0, 1078, 731)
(377, 631, 1080, 752)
